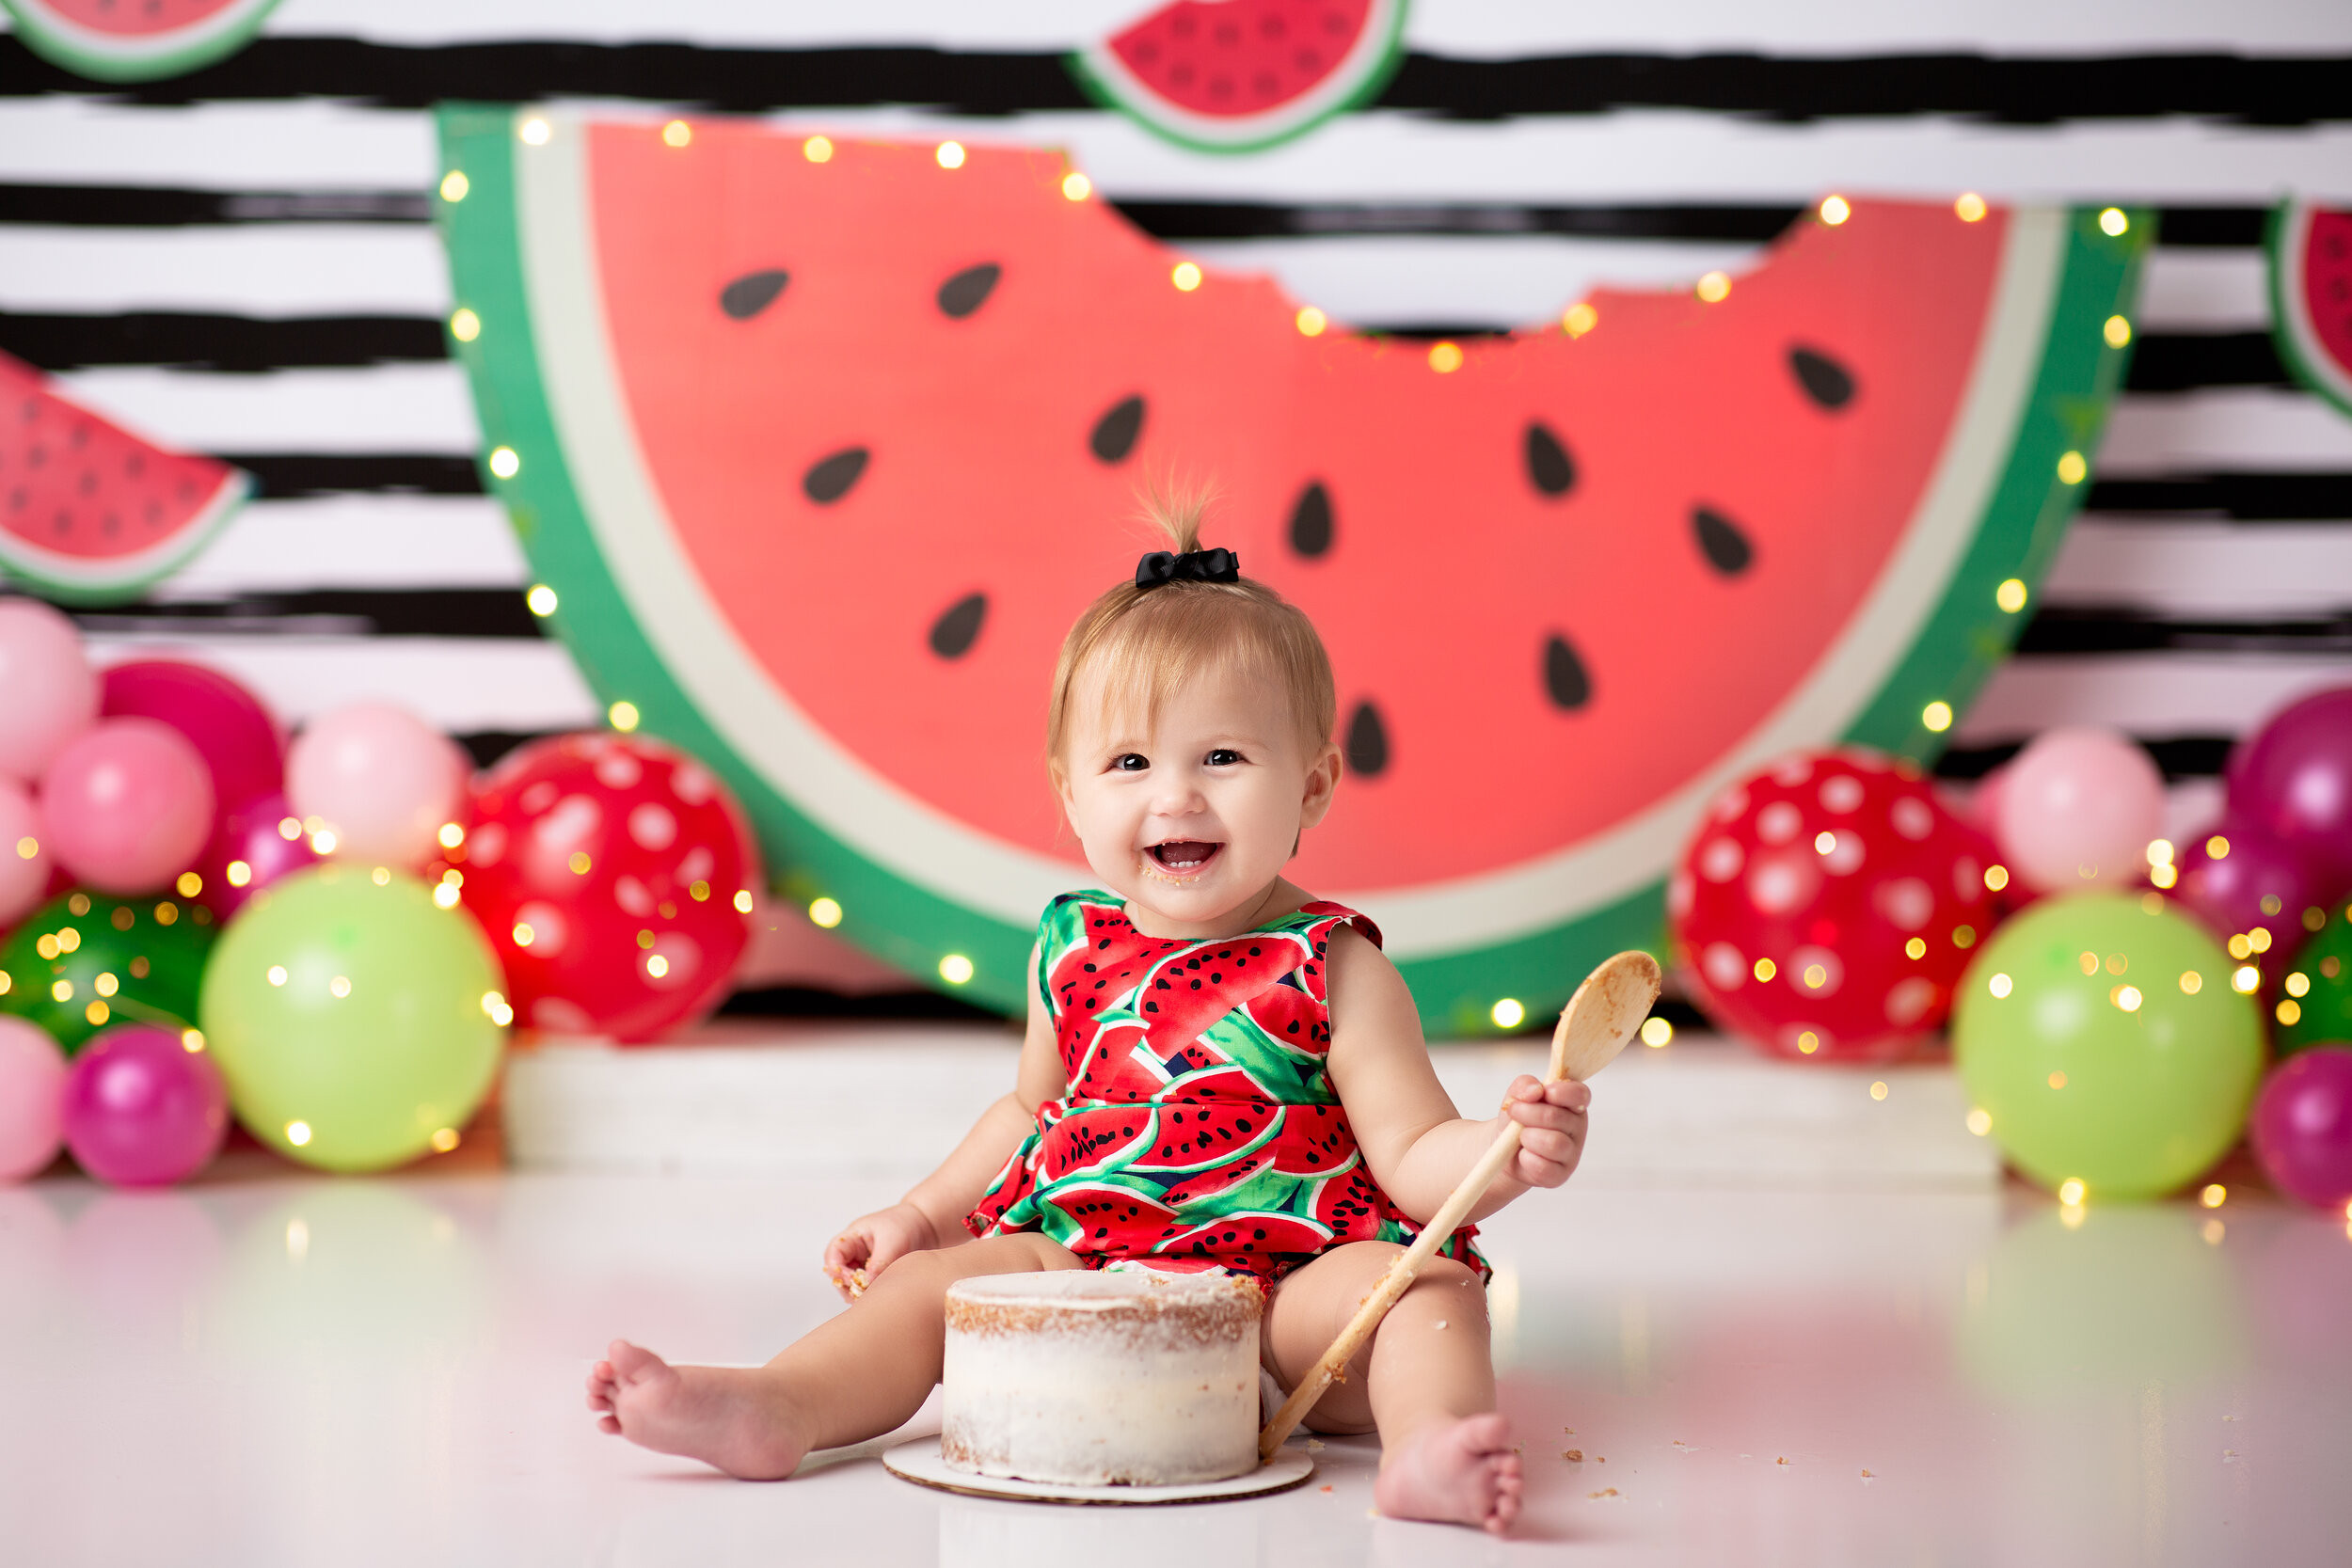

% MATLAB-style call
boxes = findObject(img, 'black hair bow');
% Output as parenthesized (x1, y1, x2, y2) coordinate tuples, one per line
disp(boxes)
(1135, 547, 1241, 589)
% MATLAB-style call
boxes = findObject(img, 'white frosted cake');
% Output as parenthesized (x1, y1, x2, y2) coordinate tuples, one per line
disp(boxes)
(941, 1270, 1263, 1486)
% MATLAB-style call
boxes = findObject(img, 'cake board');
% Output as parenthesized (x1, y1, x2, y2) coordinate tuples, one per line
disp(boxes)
(882, 1439, 1314, 1506)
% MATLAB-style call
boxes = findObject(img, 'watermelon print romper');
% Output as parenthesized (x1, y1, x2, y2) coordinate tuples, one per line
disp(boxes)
(965, 891, 1487, 1290)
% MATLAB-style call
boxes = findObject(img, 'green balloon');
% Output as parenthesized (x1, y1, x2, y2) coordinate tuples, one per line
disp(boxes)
(1952, 892, 2262, 1199)
(2275, 901, 2352, 1054)
(199, 864, 507, 1173)
(0, 891, 216, 1053)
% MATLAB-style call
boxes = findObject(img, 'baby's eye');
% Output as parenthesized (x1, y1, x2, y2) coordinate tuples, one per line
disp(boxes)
(1205, 748, 1244, 768)
(1110, 753, 1150, 772)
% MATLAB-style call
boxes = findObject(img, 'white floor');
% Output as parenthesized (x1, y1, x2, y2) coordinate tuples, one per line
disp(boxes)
(7, 1140, 2349, 1567)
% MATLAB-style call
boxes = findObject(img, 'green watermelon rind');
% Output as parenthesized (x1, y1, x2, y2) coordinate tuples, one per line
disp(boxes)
(1, 0, 283, 84)
(434, 104, 2145, 1034)
(1067, 0, 1412, 156)
(2266, 198, 2352, 421)
(0, 467, 249, 605)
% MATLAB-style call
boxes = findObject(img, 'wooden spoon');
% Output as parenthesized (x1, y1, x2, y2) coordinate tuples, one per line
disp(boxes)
(1256, 949, 1663, 1462)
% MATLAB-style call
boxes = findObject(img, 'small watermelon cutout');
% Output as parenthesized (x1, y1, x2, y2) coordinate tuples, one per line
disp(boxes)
(1071, 0, 1410, 153)
(2269, 197, 2352, 420)
(2, 0, 282, 82)
(432, 108, 2147, 1032)
(0, 351, 247, 604)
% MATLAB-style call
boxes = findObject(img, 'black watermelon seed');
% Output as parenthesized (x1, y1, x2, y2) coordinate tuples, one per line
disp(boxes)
(929, 593, 987, 658)
(1789, 346, 1856, 409)
(1545, 634, 1593, 710)
(936, 262, 1002, 319)
(1288, 481, 1334, 557)
(1089, 395, 1146, 463)
(718, 270, 789, 320)
(1692, 506, 1754, 576)
(1344, 701, 1389, 777)
(803, 447, 868, 504)
(1524, 422, 1576, 497)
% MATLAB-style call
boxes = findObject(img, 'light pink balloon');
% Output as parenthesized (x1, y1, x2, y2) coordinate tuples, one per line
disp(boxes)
(1994, 726, 2167, 893)
(40, 717, 215, 894)
(285, 702, 468, 868)
(0, 599, 98, 783)
(0, 1018, 67, 1182)
(0, 777, 52, 926)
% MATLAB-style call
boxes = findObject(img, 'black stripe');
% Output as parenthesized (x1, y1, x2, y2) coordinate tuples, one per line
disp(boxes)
(69, 588, 538, 639)
(2122, 332, 2289, 393)
(2, 37, 2345, 124)
(455, 729, 551, 769)
(1, 310, 445, 373)
(2015, 607, 2352, 656)
(2080, 473, 2352, 521)
(223, 453, 484, 498)
(0, 182, 432, 226)
(1935, 736, 2233, 781)
(720, 984, 999, 1022)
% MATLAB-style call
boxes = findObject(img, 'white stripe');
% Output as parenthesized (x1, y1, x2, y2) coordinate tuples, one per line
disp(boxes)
(81, 633, 597, 733)
(2133, 249, 2272, 334)
(1956, 653, 2352, 741)
(0, 226, 453, 317)
(7, 99, 2349, 206)
(2039, 519, 2352, 616)
(48, 364, 479, 454)
(2095, 388, 2352, 477)
(151, 495, 528, 596)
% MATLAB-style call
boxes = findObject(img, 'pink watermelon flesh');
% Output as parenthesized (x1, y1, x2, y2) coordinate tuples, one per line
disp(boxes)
(0, 352, 246, 602)
(29, 0, 246, 36)
(1110, 0, 1375, 119)
(587, 130, 1997, 896)
(2297, 210, 2352, 379)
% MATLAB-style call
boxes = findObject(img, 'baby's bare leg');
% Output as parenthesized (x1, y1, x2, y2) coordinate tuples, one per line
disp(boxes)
(1264, 1241, 1521, 1533)
(585, 1233, 1082, 1479)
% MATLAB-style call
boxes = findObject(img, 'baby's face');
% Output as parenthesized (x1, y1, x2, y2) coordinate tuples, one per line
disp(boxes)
(1057, 660, 1339, 933)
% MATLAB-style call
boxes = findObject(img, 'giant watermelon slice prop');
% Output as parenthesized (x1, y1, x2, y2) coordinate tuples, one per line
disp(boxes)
(434, 108, 2145, 1032)
(2269, 198, 2352, 420)
(1071, 0, 1409, 152)
(0, 351, 247, 603)
(2, 0, 281, 82)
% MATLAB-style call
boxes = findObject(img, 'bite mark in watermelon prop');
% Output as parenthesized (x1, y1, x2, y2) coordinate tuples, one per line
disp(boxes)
(1071, 0, 1409, 153)
(1, 0, 281, 83)
(432, 107, 2146, 1033)
(2269, 198, 2352, 420)
(0, 351, 247, 604)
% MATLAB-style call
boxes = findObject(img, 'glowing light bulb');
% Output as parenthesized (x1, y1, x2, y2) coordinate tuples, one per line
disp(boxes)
(2112, 984, 2142, 1012)
(433, 882, 460, 910)
(279, 817, 303, 841)
(266, 965, 287, 987)
(1965, 1107, 1993, 1136)
(2232, 964, 2259, 992)
(1641, 1017, 1674, 1047)
(2206, 834, 2230, 860)
(176, 871, 202, 897)
(310, 828, 337, 854)
(489, 446, 520, 480)
(1695, 271, 1731, 303)
(2049, 1069, 2067, 1089)
(661, 119, 691, 148)
(2098, 207, 2129, 237)
(568, 851, 591, 875)
(1955, 192, 1987, 223)
(1562, 301, 1598, 338)
(1995, 578, 2027, 613)
(512, 923, 534, 948)
(183, 1028, 204, 1053)
(2200, 1183, 2226, 1209)
(1820, 195, 1851, 226)
(13, 836, 34, 860)
(1061, 170, 1090, 200)
(1295, 306, 1327, 337)
(1754, 957, 1777, 982)
(2058, 1178, 2085, 1206)
(2104, 314, 2132, 348)
(94, 972, 118, 997)
(608, 700, 640, 732)
(1905, 937, 1928, 959)
(2286, 971, 2311, 998)
(2179, 970, 2202, 994)
(645, 954, 670, 978)
(734, 889, 755, 913)
(527, 583, 558, 616)
(1869, 1081, 1888, 1101)
(439, 169, 469, 202)
(1490, 997, 1525, 1029)
(1796, 1030, 1819, 1054)
(2056, 451, 2087, 485)
(1984, 864, 2010, 892)
(450, 307, 481, 342)
(1427, 340, 1465, 373)
(935, 140, 965, 169)
(939, 953, 976, 985)
(84, 1001, 107, 1026)
(431, 1128, 461, 1153)
(1170, 261, 1201, 292)
(518, 118, 550, 147)
(286, 1121, 312, 1147)
(2279, 999, 2304, 1026)
(329, 975, 352, 998)
(808, 896, 843, 928)
(1921, 701, 1953, 733)
(1988, 972, 2011, 999)
(803, 135, 834, 163)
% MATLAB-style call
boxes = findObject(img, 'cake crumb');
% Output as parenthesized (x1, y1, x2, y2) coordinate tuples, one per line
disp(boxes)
(1318, 1485, 1333, 1494)
(1563, 1427, 1575, 1435)
(1776, 1457, 1790, 1465)
(1588, 1487, 1621, 1499)
(1563, 1449, 1583, 1462)
(1861, 1468, 1875, 1480)
(1304, 1438, 1324, 1451)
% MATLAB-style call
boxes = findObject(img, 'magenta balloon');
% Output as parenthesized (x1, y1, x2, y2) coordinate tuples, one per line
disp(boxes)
(2251, 1046, 2352, 1210)
(0, 776, 51, 927)
(1994, 726, 2168, 893)
(100, 659, 283, 817)
(2175, 816, 2328, 978)
(192, 789, 323, 919)
(284, 702, 468, 868)
(59, 1024, 229, 1187)
(0, 1017, 67, 1181)
(2229, 688, 2352, 897)
(0, 598, 98, 783)
(39, 717, 215, 895)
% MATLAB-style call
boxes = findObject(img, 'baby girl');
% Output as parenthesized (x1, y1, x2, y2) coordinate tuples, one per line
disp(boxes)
(587, 499, 1592, 1534)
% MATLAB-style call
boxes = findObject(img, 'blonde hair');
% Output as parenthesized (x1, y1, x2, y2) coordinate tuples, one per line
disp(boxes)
(1046, 485, 1336, 779)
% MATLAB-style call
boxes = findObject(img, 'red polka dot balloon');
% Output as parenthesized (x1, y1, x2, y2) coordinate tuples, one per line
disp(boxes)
(1669, 750, 1997, 1063)
(458, 734, 759, 1042)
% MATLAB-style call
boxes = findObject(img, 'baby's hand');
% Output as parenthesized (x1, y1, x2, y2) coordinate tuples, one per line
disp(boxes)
(1500, 1075, 1591, 1189)
(821, 1202, 941, 1302)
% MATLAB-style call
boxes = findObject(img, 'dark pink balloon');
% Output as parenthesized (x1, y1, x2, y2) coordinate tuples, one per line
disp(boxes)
(193, 789, 324, 919)
(100, 659, 283, 818)
(2229, 688, 2352, 897)
(2251, 1046, 2352, 1210)
(2174, 816, 2328, 979)
(60, 1024, 229, 1187)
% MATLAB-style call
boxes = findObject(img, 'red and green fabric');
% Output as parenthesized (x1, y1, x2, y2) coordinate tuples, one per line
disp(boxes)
(0, 351, 247, 603)
(963, 893, 1483, 1288)
(432, 107, 2146, 1032)
(1070, 0, 1410, 153)
(2, 0, 280, 82)
(2269, 198, 2352, 420)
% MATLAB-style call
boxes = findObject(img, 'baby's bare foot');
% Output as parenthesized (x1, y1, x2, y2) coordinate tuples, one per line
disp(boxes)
(1374, 1413, 1524, 1534)
(585, 1339, 811, 1481)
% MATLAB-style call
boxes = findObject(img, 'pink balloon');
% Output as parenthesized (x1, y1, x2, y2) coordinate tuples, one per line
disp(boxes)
(2251, 1047, 2352, 1211)
(0, 776, 53, 926)
(2228, 687, 2352, 897)
(1994, 726, 2167, 893)
(191, 789, 323, 919)
(38, 718, 215, 895)
(59, 1025, 228, 1187)
(0, 599, 97, 783)
(285, 702, 467, 868)
(100, 658, 283, 818)
(0, 1017, 66, 1182)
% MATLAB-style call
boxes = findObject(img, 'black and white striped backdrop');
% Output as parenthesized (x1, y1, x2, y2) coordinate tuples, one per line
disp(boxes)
(5, 0, 2350, 889)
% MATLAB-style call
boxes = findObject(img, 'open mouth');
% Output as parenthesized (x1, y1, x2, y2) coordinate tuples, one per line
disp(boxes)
(1145, 840, 1222, 874)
